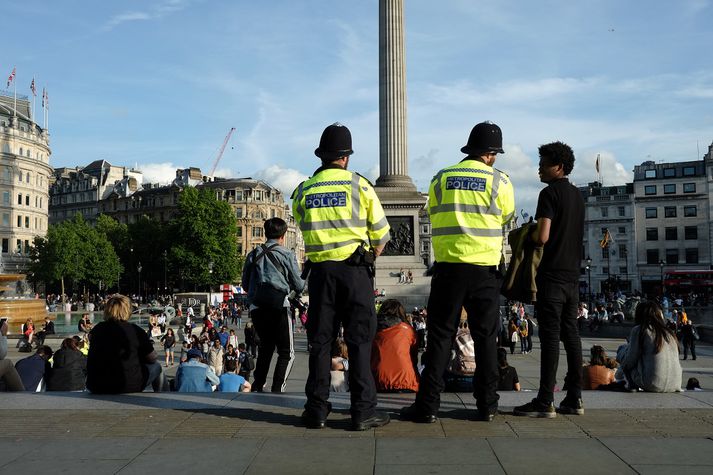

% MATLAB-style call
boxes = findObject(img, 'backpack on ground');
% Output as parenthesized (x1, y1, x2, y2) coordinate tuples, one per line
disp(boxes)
(248, 243, 289, 309)
(448, 327, 476, 376)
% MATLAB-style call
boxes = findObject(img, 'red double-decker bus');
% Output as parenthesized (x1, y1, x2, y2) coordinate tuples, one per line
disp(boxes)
(663, 270, 713, 296)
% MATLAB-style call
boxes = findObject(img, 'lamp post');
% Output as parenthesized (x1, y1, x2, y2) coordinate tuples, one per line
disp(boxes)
(659, 260, 665, 300)
(586, 256, 592, 310)
(207, 260, 214, 295)
(163, 250, 168, 294)
(137, 261, 143, 304)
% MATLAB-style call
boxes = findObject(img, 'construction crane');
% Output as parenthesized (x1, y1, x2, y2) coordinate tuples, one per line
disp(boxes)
(209, 127, 236, 177)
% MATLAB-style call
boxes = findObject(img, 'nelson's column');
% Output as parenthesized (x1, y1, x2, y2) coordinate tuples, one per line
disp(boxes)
(374, 0, 430, 307)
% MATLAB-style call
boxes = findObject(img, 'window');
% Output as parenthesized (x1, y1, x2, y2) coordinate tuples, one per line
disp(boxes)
(2, 192, 9, 205)
(25, 216, 30, 228)
(683, 183, 696, 193)
(236, 207, 243, 218)
(602, 266, 609, 275)
(24, 240, 29, 252)
(685, 226, 698, 240)
(665, 249, 678, 264)
(646, 249, 659, 265)
(25, 195, 29, 206)
(17, 193, 22, 205)
(2, 213, 8, 226)
(236, 226, 242, 237)
(618, 244, 627, 257)
(619, 266, 628, 274)
(1, 238, 7, 253)
(237, 244, 243, 254)
(663, 168, 676, 177)
(684, 206, 697, 217)
(600, 207, 608, 217)
(618, 226, 626, 233)
(663, 184, 676, 194)
(602, 247, 609, 259)
(252, 227, 264, 238)
(254, 191, 262, 201)
(235, 190, 243, 201)
(645, 170, 657, 179)
(644, 185, 656, 195)
(683, 166, 696, 176)
(664, 207, 677, 218)
(686, 248, 699, 264)
(665, 227, 677, 240)
(16, 239, 21, 253)
(646, 228, 658, 241)
(617, 206, 625, 217)
(17, 216, 21, 227)
(271, 209, 277, 218)
(25, 173, 30, 183)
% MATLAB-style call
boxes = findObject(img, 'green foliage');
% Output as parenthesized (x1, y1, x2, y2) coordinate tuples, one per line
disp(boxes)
(169, 187, 241, 289)
(30, 214, 121, 292)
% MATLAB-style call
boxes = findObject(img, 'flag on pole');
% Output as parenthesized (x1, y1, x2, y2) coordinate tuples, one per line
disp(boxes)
(30, 78, 36, 96)
(6, 67, 16, 88)
(599, 228, 612, 248)
(595, 154, 600, 174)
(42, 88, 46, 108)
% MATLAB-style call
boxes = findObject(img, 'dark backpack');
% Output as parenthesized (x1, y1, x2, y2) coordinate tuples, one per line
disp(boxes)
(241, 353, 255, 372)
(248, 244, 289, 309)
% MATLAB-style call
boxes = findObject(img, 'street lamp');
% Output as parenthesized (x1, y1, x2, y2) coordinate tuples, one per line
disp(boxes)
(586, 256, 592, 310)
(137, 261, 143, 304)
(163, 250, 168, 294)
(207, 260, 214, 294)
(659, 260, 665, 300)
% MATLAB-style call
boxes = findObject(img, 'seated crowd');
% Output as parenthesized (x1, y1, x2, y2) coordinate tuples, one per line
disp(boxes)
(0, 296, 688, 396)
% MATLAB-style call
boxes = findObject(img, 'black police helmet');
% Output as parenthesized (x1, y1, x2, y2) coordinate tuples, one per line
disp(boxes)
(314, 122, 354, 160)
(460, 121, 504, 155)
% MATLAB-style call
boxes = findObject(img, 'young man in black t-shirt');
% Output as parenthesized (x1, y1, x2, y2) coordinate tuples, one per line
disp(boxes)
(514, 141, 585, 418)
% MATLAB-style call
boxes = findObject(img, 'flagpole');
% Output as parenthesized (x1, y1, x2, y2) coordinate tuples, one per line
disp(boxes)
(13, 75, 17, 117)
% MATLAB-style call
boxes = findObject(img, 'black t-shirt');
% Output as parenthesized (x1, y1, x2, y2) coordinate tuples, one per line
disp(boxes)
(535, 178, 584, 283)
(86, 320, 154, 393)
(497, 365, 519, 391)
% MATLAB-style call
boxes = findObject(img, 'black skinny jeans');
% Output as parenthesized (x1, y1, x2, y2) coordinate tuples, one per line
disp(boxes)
(251, 307, 295, 392)
(535, 278, 583, 404)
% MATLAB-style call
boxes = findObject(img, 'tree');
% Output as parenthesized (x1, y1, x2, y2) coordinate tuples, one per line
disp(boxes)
(29, 214, 121, 298)
(169, 187, 241, 290)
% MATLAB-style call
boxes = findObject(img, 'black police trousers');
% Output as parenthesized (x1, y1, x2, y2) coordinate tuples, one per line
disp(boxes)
(304, 261, 377, 421)
(416, 262, 501, 415)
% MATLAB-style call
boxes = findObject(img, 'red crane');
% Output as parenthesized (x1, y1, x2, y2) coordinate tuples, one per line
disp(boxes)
(209, 127, 236, 177)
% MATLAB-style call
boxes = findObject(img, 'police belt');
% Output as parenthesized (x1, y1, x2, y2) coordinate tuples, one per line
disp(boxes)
(345, 245, 376, 267)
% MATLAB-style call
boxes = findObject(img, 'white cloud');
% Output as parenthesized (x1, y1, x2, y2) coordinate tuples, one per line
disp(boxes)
(138, 162, 180, 184)
(103, 0, 200, 31)
(252, 165, 308, 199)
(570, 151, 633, 186)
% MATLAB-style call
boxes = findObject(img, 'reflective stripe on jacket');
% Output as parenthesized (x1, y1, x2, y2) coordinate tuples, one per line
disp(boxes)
(292, 168, 390, 262)
(428, 159, 515, 265)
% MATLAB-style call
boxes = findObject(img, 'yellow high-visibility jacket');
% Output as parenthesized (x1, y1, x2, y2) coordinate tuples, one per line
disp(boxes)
(429, 159, 515, 265)
(292, 167, 390, 263)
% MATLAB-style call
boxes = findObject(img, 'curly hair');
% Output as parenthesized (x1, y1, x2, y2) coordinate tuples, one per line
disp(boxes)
(538, 141, 575, 175)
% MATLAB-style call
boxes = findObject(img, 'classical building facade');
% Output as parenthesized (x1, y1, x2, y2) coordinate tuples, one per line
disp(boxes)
(579, 182, 636, 296)
(579, 144, 713, 297)
(51, 165, 304, 264)
(0, 92, 52, 271)
(49, 160, 142, 225)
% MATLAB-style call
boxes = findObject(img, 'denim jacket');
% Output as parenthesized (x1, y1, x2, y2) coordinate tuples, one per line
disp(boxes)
(241, 239, 305, 306)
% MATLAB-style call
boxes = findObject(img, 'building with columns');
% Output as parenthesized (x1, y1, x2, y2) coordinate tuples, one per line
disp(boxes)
(0, 92, 52, 271)
(579, 142, 713, 298)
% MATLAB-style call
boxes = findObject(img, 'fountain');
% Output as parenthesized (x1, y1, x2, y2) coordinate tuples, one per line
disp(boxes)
(0, 274, 48, 332)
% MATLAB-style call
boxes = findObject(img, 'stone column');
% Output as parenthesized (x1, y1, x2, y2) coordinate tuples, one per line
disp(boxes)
(376, 0, 415, 190)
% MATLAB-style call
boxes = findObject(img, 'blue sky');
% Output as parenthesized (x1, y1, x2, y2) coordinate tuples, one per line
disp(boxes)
(3, 0, 713, 214)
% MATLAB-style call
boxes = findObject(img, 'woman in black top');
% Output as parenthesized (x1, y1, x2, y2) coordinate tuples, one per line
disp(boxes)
(160, 328, 177, 367)
(86, 294, 163, 393)
(47, 337, 87, 391)
(496, 348, 521, 391)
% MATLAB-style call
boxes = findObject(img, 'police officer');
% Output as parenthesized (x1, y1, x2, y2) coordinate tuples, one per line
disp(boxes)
(401, 121, 515, 423)
(292, 123, 391, 431)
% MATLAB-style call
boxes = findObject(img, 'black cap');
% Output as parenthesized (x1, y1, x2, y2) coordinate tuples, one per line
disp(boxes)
(314, 122, 354, 160)
(461, 121, 504, 155)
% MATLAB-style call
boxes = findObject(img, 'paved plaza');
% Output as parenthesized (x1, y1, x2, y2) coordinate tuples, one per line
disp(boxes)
(1, 331, 712, 474)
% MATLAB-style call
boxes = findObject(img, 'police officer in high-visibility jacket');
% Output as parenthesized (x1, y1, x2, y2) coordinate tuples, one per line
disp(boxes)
(292, 123, 391, 431)
(401, 121, 515, 423)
